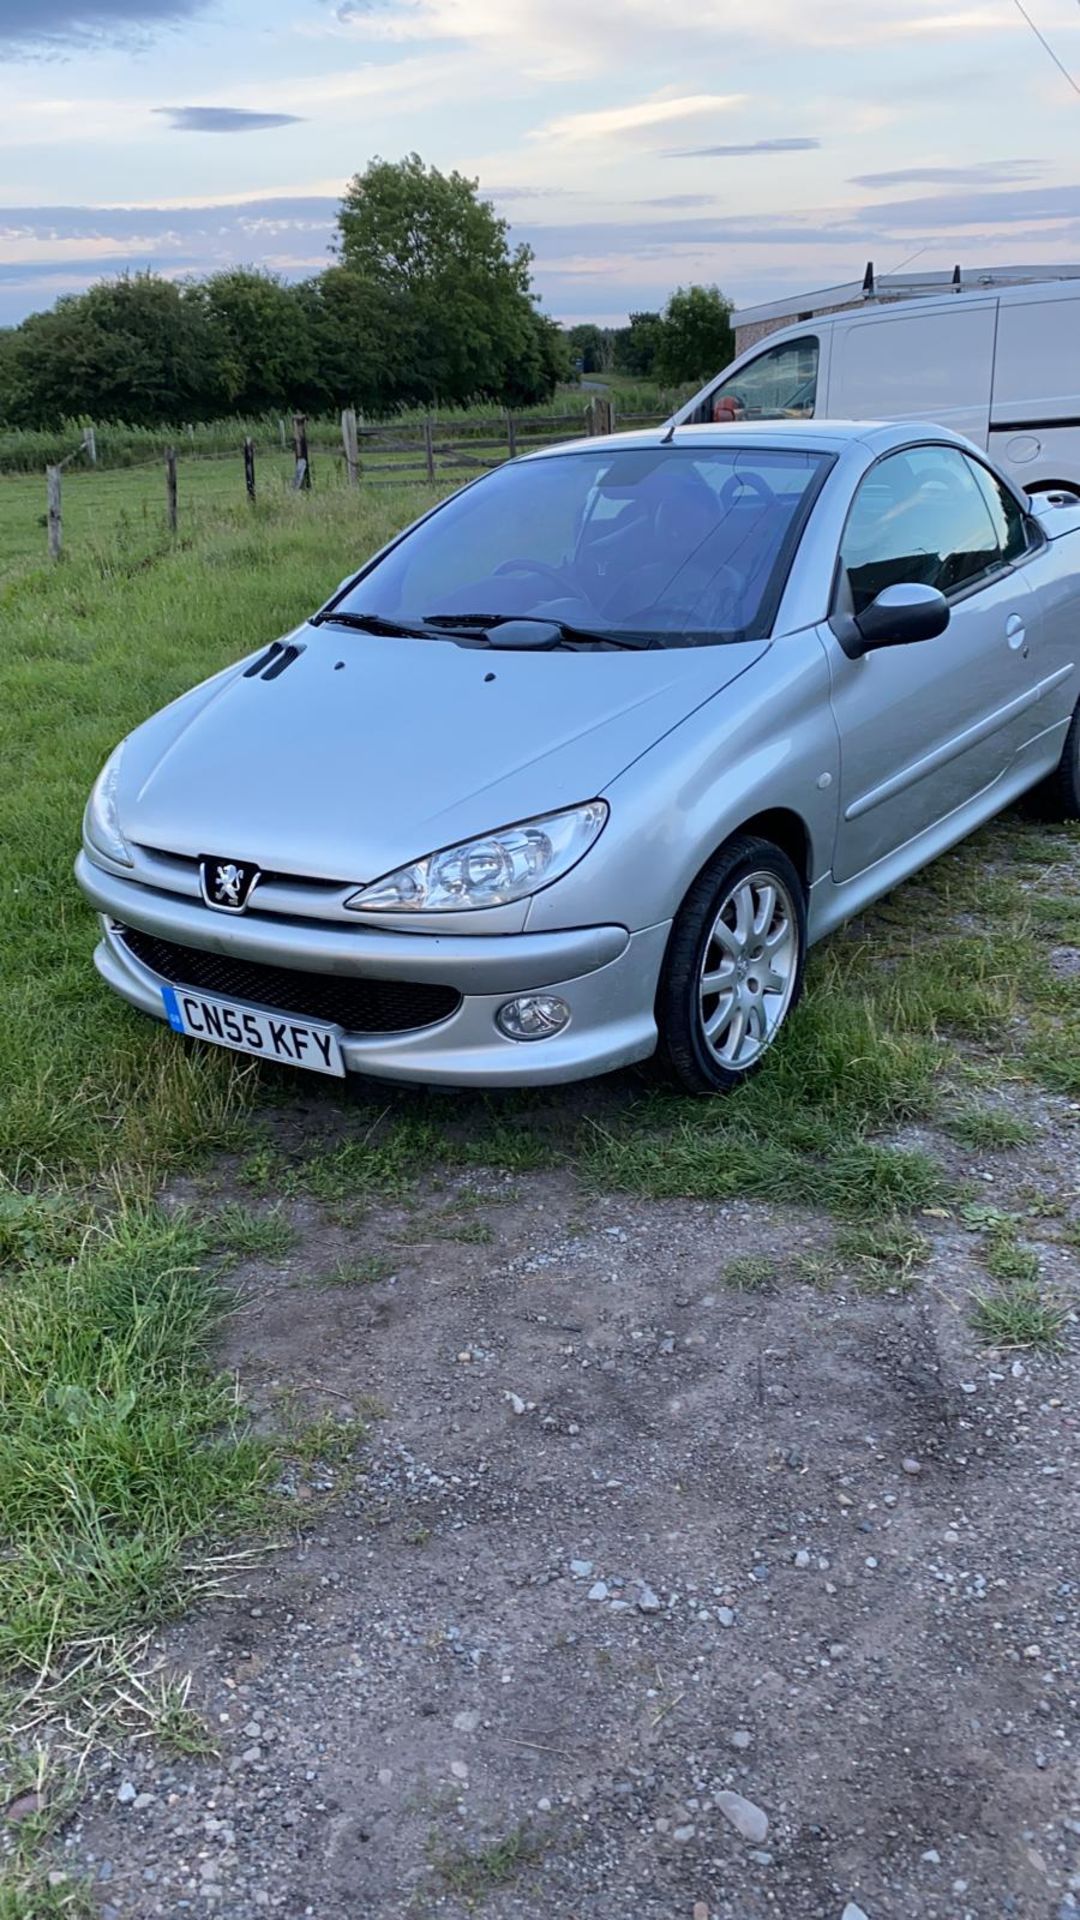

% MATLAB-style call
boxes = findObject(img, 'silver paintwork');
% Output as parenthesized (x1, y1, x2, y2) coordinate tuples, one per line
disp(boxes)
(76, 421, 1080, 1087)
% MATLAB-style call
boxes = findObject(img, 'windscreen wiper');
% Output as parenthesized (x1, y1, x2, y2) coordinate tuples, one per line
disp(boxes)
(422, 612, 658, 651)
(311, 609, 438, 640)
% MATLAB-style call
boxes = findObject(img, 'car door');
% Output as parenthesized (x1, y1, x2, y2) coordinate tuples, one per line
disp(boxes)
(970, 456, 1079, 742)
(826, 443, 1040, 883)
(693, 333, 823, 424)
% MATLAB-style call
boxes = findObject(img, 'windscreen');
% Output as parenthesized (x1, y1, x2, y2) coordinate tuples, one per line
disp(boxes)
(334, 445, 832, 644)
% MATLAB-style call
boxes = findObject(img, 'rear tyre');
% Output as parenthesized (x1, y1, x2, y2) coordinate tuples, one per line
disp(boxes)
(656, 835, 807, 1095)
(1035, 697, 1080, 821)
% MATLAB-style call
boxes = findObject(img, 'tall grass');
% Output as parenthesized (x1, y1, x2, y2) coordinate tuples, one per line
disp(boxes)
(0, 480, 446, 1176)
(0, 1197, 271, 1671)
(0, 379, 684, 475)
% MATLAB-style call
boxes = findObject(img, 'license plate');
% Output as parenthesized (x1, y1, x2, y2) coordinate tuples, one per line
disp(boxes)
(161, 985, 346, 1077)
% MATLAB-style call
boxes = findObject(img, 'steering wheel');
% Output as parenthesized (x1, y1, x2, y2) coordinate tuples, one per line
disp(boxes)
(493, 559, 569, 589)
(605, 565, 747, 630)
(719, 470, 775, 510)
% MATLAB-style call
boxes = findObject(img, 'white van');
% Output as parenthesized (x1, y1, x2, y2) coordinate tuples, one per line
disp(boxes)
(674, 277, 1080, 498)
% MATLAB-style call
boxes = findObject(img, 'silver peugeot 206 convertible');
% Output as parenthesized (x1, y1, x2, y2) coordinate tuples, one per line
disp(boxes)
(76, 421, 1080, 1094)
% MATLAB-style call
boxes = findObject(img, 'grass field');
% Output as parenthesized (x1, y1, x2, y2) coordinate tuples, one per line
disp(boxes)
(3, 474, 1079, 1912)
(0, 451, 412, 578)
(0, 382, 681, 476)
(2, 455, 291, 576)
(0, 379, 681, 575)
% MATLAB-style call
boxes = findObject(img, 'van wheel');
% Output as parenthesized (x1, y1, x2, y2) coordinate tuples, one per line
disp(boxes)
(1036, 697, 1080, 820)
(656, 835, 807, 1095)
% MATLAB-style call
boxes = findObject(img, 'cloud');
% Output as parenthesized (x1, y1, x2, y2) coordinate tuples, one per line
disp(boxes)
(531, 90, 746, 146)
(0, 199, 339, 272)
(837, 180, 1080, 234)
(850, 160, 1043, 190)
(0, 253, 202, 281)
(694, 0, 1020, 45)
(519, 178, 1080, 260)
(0, 0, 203, 53)
(484, 185, 579, 201)
(322, 0, 1020, 62)
(663, 136, 821, 159)
(644, 194, 718, 208)
(6, 171, 1080, 329)
(153, 106, 306, 133)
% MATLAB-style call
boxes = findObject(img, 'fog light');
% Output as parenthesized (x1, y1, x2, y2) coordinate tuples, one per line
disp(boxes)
(496, 994, 571, 1041)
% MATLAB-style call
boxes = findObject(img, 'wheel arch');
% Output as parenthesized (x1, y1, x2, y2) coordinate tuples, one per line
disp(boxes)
(663, 806, 813, 940)
(724, 806, 813, 891)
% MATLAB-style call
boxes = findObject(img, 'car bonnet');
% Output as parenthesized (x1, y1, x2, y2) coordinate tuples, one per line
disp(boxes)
(116, 626, 769, 883)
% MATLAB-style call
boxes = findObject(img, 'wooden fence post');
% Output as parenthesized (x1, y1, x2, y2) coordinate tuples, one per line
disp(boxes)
(82, 426, 97, 465)
(46, 466, 62, 559)
(341, 408, 360, 486)
(506, 411, 518, 459)
(423, 416, 436, 484)
(292, 413, 311, 490)
(243, 437, 256, 505)
(585, 395, 614, 436)
(165, 447, 178, 533)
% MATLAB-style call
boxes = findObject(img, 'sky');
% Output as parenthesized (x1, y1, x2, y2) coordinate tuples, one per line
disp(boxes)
(2, 0, 1080, 329)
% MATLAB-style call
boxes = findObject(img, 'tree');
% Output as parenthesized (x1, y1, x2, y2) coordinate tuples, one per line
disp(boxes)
(500, 311, 572, 408)
(557, 324, 611, 376)
(613, 311, 662, 378)
(295, 268, 417, 415)
(201, 269, 315, 414)
(654, 284, 734, 385)
(335, 154, 544, 408)
(0, 153, 616, 428)
(0, 273, 232, 427)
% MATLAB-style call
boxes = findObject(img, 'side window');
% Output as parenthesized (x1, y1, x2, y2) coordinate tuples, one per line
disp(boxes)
(967, 457, 1032, 563)
(840, 445, 1003, 616)
(707, 337, 819, 424)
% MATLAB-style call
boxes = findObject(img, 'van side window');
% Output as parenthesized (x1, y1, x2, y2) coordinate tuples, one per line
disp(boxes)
(966, 457, 1032, 563)
(840, 445, 1004, 615)
(706, 337, 819, 425)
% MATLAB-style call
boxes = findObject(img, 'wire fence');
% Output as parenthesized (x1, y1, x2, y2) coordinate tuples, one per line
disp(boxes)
(25, 398, 668, 564)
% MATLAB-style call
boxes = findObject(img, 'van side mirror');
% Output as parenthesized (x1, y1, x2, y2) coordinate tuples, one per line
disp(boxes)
(834, 583, 950, 660)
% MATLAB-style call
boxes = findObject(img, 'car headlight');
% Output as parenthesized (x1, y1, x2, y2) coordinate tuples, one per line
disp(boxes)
(83, 742, 133, 867)
(345, 802, 608, 914)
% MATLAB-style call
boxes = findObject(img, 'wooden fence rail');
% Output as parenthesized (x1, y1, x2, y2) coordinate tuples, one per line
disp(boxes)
(39, 398, 672, 555)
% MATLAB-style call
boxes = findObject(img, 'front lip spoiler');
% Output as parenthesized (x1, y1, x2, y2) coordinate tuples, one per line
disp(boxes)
(75, 851, 629, 993)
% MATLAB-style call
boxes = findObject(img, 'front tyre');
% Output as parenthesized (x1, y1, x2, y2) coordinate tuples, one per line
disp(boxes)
(656, 835, 807, 1095)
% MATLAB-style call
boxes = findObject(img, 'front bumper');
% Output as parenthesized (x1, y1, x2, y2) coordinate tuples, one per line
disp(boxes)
(77, 852, 669, 1087)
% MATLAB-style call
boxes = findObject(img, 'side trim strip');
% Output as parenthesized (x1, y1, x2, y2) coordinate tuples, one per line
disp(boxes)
(989, 415, 1080, 434)
(845, 665, 1074, 821)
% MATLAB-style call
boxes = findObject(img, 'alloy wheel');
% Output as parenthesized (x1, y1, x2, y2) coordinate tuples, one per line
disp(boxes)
(697, 868, 799, 1070)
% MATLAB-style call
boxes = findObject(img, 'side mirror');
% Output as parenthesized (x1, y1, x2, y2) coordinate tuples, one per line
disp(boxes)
(834, 583, 950, 660)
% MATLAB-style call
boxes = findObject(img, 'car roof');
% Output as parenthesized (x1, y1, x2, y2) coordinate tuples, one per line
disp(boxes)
(522, 419, 972, 460)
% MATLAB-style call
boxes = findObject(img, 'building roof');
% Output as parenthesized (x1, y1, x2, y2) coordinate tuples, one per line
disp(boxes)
(731, 263, 1080, 330)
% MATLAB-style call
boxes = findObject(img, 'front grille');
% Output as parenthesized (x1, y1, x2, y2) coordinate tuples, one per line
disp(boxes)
(117, 927, 461, 1035)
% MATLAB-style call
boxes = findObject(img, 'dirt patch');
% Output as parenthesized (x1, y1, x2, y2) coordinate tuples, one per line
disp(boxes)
(52, 1110, 1080, 1920)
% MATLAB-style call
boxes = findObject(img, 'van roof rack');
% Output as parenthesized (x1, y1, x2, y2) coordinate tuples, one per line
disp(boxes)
(732, 262, 1080, 332)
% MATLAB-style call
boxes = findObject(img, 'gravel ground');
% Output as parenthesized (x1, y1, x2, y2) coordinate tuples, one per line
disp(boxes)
(54, 1096, 1080, 1920)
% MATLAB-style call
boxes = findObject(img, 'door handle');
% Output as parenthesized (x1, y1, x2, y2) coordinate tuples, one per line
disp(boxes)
(1005, 613, 1027, 654)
